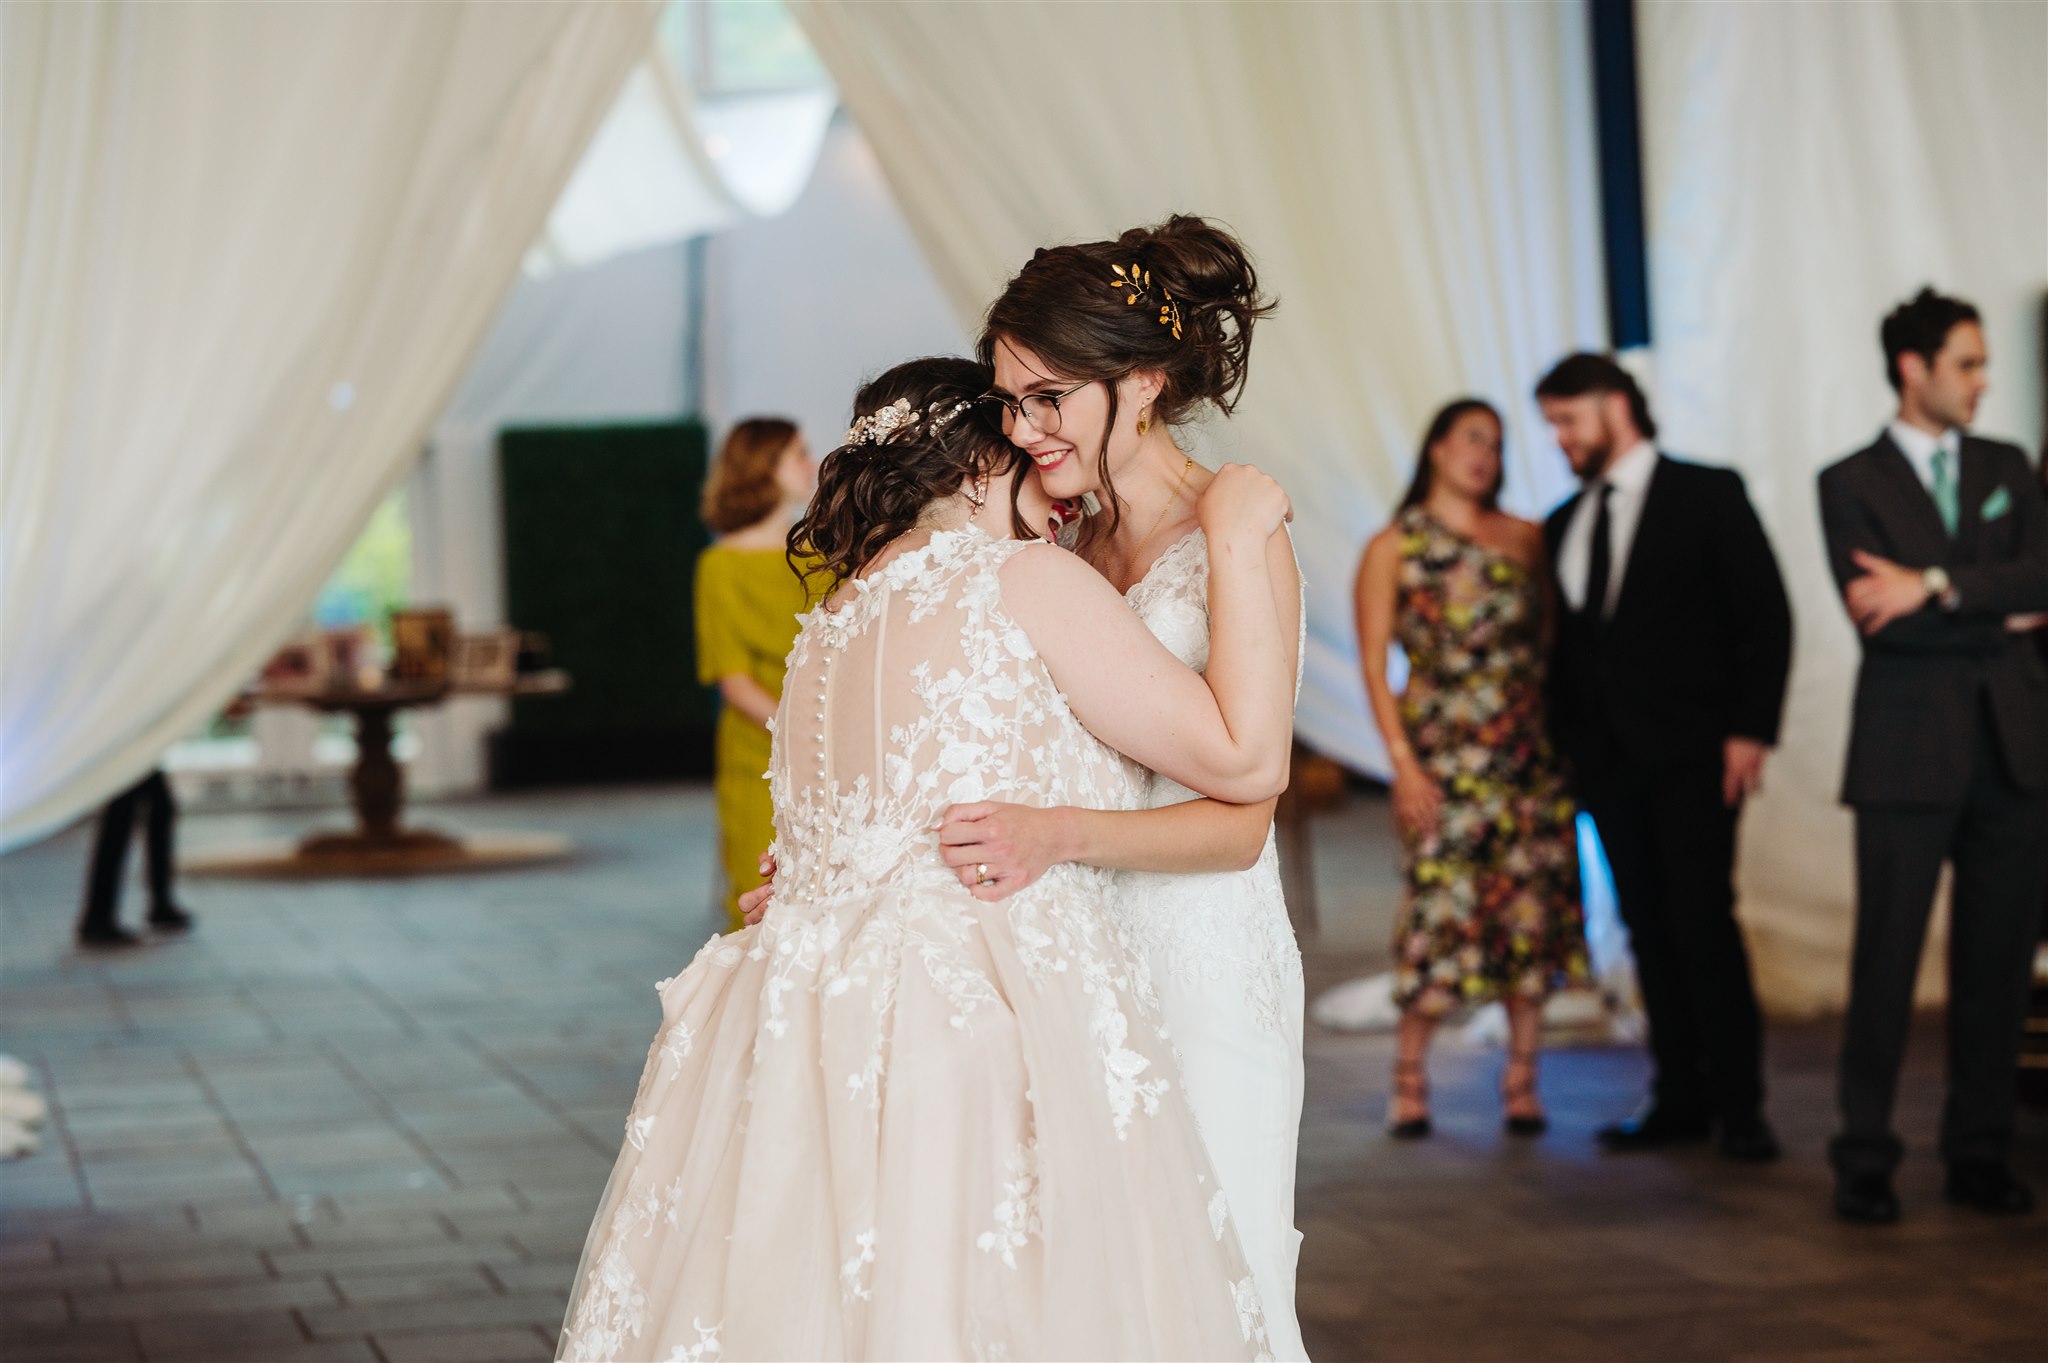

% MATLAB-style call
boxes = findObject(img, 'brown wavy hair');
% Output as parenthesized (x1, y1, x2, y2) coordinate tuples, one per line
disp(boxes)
(1398, 398, 1505, 510)
(978, 214, 1276, 536)
(788, 357, 1018, 595)
(1533, 354, 1658, 441)
(702, 417, 799, 534)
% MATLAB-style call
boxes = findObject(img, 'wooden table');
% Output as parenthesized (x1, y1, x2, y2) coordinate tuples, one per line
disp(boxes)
(1276, 740, 1348, 939)
(184, 671, 574, 877)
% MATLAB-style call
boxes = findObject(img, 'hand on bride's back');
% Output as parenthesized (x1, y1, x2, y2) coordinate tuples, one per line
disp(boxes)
(1197, 463, 1292, 542)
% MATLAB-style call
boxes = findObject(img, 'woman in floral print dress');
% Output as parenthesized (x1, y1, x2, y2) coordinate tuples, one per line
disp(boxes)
(1354, 398, 1588, 1138)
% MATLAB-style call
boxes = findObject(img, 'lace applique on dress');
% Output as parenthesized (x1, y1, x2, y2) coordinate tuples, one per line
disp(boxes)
(975, 1141, 1043, 1268)
(556, 527, 1267, 1362)
(1113, 530, 1307, 1033)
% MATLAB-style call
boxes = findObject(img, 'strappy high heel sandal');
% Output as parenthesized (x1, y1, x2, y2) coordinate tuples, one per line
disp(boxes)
(1388, 1059, 1432, 1139)
(1502, 1055, 1548, 1137)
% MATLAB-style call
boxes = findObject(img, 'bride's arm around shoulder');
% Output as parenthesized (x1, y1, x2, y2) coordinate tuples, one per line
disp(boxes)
(1001, 463, 1295, 805)
(1250, 488, 1305, 683)
(1202, 460, 1303, 745)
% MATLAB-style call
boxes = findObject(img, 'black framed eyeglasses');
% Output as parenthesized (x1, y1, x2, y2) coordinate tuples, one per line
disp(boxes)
(975, 379, 1094, 437)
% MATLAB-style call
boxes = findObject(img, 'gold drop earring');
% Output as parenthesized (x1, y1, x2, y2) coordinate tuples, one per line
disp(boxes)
(1136, 407, 1151, 438)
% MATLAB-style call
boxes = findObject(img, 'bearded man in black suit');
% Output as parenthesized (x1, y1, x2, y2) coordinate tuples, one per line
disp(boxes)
(1536, 355, 1793, 1164)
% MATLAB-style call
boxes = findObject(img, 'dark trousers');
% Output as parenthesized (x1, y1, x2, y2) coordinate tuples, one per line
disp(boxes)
(1580, 760, 1766, 1122)
(1832, 705, 2048, 1176)
(79, 768, 177, 932)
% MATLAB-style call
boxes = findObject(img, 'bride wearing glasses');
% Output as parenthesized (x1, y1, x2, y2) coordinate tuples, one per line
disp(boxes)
(558, 355, 1296, 1362)
(943, 217, 1309, 1359)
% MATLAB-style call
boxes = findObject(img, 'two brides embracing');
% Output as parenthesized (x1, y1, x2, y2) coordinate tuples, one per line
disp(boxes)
(559, 218, 1310, 1362)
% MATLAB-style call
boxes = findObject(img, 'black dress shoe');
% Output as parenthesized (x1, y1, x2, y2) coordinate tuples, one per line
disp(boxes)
(1834, 1172, 1901, 1224)
(1596, 1108, 1712, 1151)
(146, 902, 195, 932)
(1719, 1114, 1781, 1163)
(1944, 1162, 2035, 1215)
(77, 922, 144, 950)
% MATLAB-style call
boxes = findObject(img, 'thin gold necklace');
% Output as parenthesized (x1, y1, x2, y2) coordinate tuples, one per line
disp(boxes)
(1141, 455, 1196, 548)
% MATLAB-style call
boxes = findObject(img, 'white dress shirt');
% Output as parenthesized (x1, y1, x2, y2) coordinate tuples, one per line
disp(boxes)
(1885, 419, 1961, 499)
(1557, 438, 1659, 617)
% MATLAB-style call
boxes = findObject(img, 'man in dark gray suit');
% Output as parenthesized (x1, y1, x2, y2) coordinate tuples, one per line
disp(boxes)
(1818, 287, 2048, 1225)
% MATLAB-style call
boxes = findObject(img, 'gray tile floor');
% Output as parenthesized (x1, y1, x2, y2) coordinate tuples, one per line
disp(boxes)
(2, 785, 2042, 1363)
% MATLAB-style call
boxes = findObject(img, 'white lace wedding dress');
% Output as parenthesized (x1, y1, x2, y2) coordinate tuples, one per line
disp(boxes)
(558, 528, 1272, 1363)
(1115, 529, 1309, 1362)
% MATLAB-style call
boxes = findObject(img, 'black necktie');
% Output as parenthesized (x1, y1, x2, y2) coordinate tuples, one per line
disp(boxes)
(1584, 483, 1614, 625)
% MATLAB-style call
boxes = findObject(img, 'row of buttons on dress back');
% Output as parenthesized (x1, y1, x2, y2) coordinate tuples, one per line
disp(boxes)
(814, 644, 833, 786)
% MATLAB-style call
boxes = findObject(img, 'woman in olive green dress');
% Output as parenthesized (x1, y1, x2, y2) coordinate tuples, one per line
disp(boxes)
(696, 418, 816, 931)
(1354, 398, 1587, 1137)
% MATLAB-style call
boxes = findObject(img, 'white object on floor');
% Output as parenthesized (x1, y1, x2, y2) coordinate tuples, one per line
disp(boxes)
(1307, 816, 1648, 1042)
(1605, 997, 1649, 1044)
(1460, 1001, 1511, 1048)
(0, 1052, 48, 1161)
(0, 1117, 39, 1159)
(1458, 990, 1617, 1048)
(1312, 973, 1645, 1047)
(0, 1088, 48, 1126)
(1309, 972, 1401, 1033)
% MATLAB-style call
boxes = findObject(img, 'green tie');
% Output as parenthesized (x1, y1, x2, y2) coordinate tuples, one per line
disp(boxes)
(1931, 443, 1959, 536)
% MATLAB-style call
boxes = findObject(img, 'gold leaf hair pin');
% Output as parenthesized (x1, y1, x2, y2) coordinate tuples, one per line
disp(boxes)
(1109, 261, 1183, 341)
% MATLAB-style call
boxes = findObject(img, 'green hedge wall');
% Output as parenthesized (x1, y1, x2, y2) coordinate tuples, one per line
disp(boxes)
(493, 420, 717, 784)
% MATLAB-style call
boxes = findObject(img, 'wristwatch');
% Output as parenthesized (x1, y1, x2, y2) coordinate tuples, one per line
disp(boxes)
(1921, 565, 1960, 611)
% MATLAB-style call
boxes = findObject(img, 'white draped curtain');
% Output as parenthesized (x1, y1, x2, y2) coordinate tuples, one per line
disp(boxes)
(1638, 1, 2047, 1012)
(790, 0, 1610, 777)
(536, 58, 745, 271)
(0, 0, 661, 849)
(533, 46, 835, 273)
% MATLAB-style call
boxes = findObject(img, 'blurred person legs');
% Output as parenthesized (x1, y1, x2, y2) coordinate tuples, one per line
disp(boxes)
(77, 768, 193, 948)
(1831, 710, 2048, 1220)
(1579, 767, 1769, 1157)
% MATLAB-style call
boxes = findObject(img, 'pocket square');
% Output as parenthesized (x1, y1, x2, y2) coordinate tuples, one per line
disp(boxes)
(1981, 486, 2012, 521)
